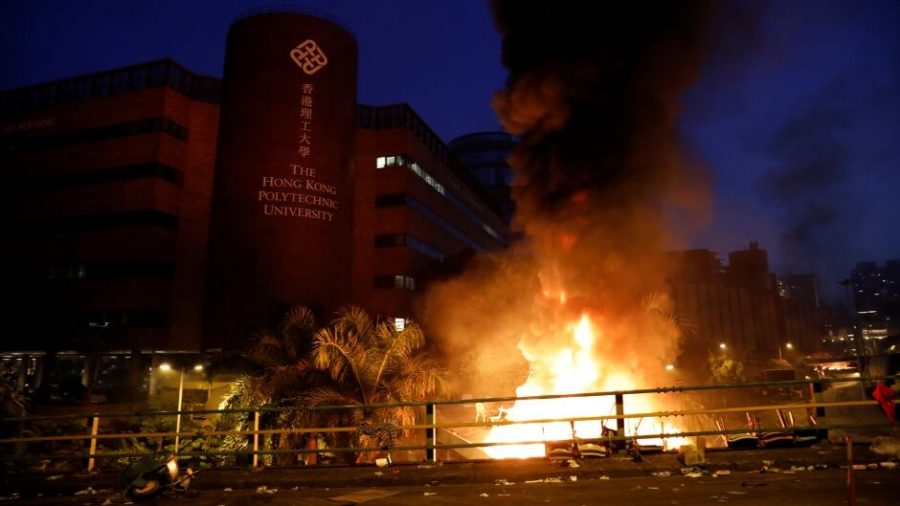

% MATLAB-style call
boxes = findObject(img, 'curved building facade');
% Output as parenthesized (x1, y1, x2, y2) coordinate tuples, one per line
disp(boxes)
(205, 9, 358, 349)
(448, 131, 516, 224)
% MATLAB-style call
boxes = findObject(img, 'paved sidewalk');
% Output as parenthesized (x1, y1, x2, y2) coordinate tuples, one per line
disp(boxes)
(3, 439, 898, 499)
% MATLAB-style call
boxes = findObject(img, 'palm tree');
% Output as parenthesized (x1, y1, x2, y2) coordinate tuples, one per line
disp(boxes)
(219, 305, 447, 465)
(215, 306, 329, 465)
(308, 305, 448, 429)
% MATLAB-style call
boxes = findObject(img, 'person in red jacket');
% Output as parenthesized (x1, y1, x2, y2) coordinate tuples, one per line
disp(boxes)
(872, 377, 896, 425)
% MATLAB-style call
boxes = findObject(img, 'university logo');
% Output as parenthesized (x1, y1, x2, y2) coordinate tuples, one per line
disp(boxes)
(290, 39, 328, 75)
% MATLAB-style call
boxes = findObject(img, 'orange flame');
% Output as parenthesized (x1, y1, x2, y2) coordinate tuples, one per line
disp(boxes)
(483, 313, 683, 458)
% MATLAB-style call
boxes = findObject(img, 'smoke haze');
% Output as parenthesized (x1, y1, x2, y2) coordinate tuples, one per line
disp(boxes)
(423, 0, 714, 396)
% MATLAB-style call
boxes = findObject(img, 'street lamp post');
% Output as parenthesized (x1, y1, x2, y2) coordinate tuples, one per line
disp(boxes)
(159, 362, 203, 455)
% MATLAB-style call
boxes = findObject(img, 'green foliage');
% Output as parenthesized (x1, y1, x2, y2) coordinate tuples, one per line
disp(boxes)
(218, 305, 448, 464)
(708, 351, 746, 384)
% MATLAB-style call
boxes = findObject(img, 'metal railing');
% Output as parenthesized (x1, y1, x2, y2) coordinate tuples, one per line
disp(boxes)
(1, 376, 895, 471)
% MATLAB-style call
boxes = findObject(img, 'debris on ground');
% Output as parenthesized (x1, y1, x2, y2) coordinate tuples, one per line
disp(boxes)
(255, 485, 277, 494)
(741, 481, 767, 487)
(424, 492, 437, 496)
(712, 470, 732, 477)
(223, 487, 233, 492)
(494, 479, 511, 486)
(870, 436, 900, 459)
(569, 476, 578, 482)
(726, 491, 748, 496)
(880, 461, 897, 469)
(681, 466, 705, 478)
(479, 492, 490, 497)
(46, 475, 64, 481)
(74, 487, 96, 496)
(652, 471, 672, 477)
(567, 460, 580, 468)
(599, 475, 611, 480)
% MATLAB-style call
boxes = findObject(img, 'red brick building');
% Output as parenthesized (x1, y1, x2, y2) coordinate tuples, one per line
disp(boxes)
(354, 105, 507, 324)
(0, 71, 507, 364)
(0, 60, 220, 358)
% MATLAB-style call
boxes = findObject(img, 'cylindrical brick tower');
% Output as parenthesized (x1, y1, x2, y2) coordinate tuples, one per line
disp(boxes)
(205, 8, 357, 350)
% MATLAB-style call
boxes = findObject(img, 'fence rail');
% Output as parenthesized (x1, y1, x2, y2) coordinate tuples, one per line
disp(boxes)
(1, 376, 895, 471)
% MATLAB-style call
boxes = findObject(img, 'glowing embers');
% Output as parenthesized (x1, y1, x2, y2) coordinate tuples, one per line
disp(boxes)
(482, 313, 682, 459)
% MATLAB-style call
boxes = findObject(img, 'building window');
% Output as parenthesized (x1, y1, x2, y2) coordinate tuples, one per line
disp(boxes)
(375, 193, 406, 207)
(394, 275, 415, 290)
(374, 153, 503, 244)
(394, 317, 407, 332)
(374, 234, 398, 247)
(373, 275, 415, 290)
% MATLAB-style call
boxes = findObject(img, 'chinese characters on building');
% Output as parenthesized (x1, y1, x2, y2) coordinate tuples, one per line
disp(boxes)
(256, 76, 339, 222)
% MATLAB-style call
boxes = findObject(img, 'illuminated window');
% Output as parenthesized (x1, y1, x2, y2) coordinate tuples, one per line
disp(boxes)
(374, 275, 415, 290)
(376, 156, 386, 169)
(394, 317, 407, 332)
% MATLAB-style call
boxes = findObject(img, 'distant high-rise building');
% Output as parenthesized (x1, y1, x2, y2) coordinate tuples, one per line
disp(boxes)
(666, 242, 827, 376)
(779, 274, 824, 354)
(851, 260, 900, 351)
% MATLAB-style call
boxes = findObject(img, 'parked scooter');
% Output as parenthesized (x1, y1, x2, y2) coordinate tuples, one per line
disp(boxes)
(120, 454, 196, 501)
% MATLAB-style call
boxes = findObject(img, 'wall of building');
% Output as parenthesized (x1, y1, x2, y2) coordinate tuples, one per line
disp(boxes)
(204, 11, 358, 350)
(353, 105, 507, 321)
(0, 60, 219, 353)
(666, 244, 796, 375)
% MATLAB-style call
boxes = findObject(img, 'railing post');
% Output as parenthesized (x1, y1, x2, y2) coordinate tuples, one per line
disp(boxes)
(614, 393, 625, 451)
(86, 415, 99, 472)
(252, 411, 261, 469)
(809, 380, 828, 440)
(846, 435, 856, 506)
(425, 403, 437, 463)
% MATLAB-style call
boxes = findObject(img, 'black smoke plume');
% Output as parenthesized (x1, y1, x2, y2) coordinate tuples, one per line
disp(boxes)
(424, 1, 714, 396)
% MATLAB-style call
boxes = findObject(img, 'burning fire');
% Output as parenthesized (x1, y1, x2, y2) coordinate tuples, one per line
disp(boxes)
(483, 312, 683, 458)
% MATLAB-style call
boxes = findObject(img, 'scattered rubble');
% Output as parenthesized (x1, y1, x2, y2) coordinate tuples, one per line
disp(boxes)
(74, 487, 96, 496)
(870, 436, 900, 459)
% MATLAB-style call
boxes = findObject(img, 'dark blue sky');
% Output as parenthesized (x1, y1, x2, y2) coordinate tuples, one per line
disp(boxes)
(2, 0, 898, 298)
